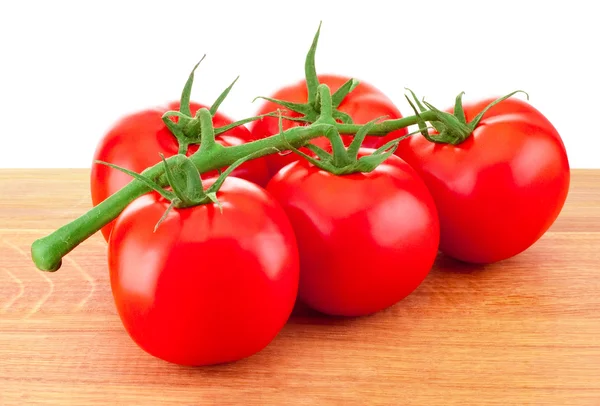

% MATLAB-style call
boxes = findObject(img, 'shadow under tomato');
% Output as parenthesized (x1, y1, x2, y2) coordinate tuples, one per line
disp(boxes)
(286, 291, 426, 327)
(167, 281, 433, 374)
(287, 299, 365, 326)
(432, 251, 491, 274)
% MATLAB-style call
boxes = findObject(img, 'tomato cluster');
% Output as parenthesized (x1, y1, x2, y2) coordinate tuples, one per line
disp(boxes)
(90, 68, 569, 366)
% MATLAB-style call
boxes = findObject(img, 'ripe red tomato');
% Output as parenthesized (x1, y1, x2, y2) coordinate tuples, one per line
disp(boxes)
(108, 177, 299, 366)
(266, 150, 439, 317)
(392, 97, 570, 264)
(91, 101, 270, 241)
(250, 74, 407, 176)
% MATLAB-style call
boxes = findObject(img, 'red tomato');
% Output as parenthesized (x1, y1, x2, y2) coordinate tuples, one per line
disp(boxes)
(392, 97, 570, 264)
(266, 150, 439, 317)
(250, 74, 407, 176)
(91, 101, 270, 241)
(108, 177, 299, 366)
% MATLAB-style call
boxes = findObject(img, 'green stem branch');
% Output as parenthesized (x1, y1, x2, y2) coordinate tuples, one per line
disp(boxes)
(337, 110, 437, 135)
(30, 112, 436, 272)
(316, 84, 334, 122)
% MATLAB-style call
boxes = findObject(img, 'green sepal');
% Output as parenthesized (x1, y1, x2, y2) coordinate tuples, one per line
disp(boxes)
(421, 100, 471, 144)
(340, 127, 424, 175)
(180, 55, 206, 117)
(159, 57, 245, 154)
(333, 110, 353, 124)
(404, 88, 529, 145)
(162, 110, 190, 122)
(405, 88, 428, 113)
(351, 144, 398, 174)
(159, 153, 203, 206)
(205, 192, 223, 214)
(305, 21, 322, 106)
(210, 76, 239, 115)
(372, 127, 425, 153)
(252, 95, 312, 115)
(282, 140, 330, 170)
(94, 160, 175, 201)
(306, 144, 332, 161)
(454, 91, 467, 124)
(404, 94, 433, 141)
(347, 117, 382, 160)
(154, 201, 176, 233)
(467, 90, 529, 130)
(205, 146, 279, 199)
(332, 78, 359, 108)
(215, 114, 288, 136)
(405, 88, 447, 141)
(263, 111, 311, 123)
(277, 110, 403, 176)
(251, 22, 359, 128)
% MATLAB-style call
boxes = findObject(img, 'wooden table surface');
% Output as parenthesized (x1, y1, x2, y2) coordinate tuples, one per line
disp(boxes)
(1, 169, 599, 405)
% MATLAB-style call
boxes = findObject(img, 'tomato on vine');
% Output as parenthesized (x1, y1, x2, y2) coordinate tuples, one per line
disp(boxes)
(103, 112, 299, 366)
(250, 23, 407, 177)
(390, 91, 570, 264)
(251, 74, 407, 176)
(90, 61, 270, 241)
(266, 108, 439, 317)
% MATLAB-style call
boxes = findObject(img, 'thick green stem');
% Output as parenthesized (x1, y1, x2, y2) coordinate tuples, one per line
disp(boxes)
(337, 110, 438, 135)
(197, 108, 217, 154)
(30, 165, 161, 271)
(30, 113, 433, 272)
(177, 141, 189, 155)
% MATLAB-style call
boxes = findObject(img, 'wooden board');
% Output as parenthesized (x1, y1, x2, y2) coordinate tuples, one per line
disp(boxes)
(1, 169, 599, 405)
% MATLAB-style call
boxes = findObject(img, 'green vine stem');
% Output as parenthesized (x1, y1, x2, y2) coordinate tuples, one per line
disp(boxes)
(29, 19, 526, 273)
(30, 111, 436, 272)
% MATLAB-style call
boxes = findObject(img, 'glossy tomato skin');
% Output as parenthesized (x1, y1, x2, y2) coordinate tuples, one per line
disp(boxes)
(266, 150, 439, 317)
(91, 101, 270, 241)
(393, 97, 570, 264)
(108, 177, 299, 366)
(250, 74, 407, 177)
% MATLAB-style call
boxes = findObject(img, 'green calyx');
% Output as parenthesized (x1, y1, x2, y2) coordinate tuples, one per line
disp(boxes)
(275, 83, 418, 176)
(405, 88, 529, 145)
(98, 153, 221, 232)
(97, 109, 275, 231)
(161, 56, 267, 154)
(276, 104, 412, 176)
(253, 21, 358, 126)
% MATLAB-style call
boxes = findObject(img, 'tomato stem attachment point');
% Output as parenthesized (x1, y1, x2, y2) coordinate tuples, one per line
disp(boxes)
(277, 107, 412, 176)
(160, 60, 255, 155)
(403, 88, 529, 145)
(96, 143, 277, 233)
(252, 22, 359, 126)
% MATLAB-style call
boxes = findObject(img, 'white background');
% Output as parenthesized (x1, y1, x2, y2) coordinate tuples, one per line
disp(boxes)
(1, 0, 598, 168)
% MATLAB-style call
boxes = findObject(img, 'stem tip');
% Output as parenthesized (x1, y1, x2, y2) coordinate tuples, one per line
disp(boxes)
(31, 237, 62, 272)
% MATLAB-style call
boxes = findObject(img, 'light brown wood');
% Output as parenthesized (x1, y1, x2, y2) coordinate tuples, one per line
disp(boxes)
(1, 169, 599, 405)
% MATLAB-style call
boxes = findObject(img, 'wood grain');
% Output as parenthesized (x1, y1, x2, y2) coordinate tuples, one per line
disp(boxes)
(1, 169, 599, 405)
